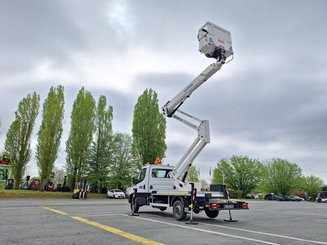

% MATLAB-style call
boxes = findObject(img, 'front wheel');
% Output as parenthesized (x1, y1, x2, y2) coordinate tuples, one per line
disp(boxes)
(173, 200, 186, 221)
(205, 209, 219, 218)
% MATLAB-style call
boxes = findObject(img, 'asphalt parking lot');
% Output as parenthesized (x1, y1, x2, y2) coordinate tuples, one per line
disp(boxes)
(0, 199, 326, 245)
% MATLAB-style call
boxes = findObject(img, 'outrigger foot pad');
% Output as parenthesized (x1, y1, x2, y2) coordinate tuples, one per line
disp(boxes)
(185, 219, 198, 225)
(224, 218, 238, 222)
(224, 210, 238, 222)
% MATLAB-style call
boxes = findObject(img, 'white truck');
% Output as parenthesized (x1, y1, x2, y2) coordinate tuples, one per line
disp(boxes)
(128, 22, 248, 221)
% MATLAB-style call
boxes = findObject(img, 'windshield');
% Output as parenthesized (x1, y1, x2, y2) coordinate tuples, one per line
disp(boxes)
(114, 189, 122, 192)
(152, 169, 172, 178)
(138, 168, 147, 182)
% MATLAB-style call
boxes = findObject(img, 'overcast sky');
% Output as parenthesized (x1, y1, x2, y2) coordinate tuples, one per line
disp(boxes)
(0, 0, 326, 183)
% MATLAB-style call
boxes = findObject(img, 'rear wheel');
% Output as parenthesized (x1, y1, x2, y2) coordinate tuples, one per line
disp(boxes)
(205, 209, 219, 218)
(173, 200, 186, 221)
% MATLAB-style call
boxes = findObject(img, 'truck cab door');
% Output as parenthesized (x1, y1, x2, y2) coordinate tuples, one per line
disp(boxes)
(149, 166, 174, 192)
(133, 165, 150, 193)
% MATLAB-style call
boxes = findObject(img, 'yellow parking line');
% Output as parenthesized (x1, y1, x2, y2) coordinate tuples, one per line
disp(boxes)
(40, 206, 68, 215)
(41, 206, 164, 245)
(72, 216, 164, 245)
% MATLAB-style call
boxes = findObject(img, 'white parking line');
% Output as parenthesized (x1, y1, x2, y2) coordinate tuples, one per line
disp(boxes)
(81, 213, 123, 217)
(121, 215, 279, 245)
(201, 223, 327, 245)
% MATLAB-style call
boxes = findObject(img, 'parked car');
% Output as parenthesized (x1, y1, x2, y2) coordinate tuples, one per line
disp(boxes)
(45, 181, 54, 191)
(316, 192, 327, 203)
(244, 194, 259, 199)
(29, 178, 41, 190)
(19, 181, 29, 190)
(107, 189, 125, 199)
(289, 195, 304, 201)
(5, 179, 14, 189)
(0, 156, 10, 165)
(125, 187, 132, 198)
(281, 195, 297, 201)
(264, 193, 284, 201)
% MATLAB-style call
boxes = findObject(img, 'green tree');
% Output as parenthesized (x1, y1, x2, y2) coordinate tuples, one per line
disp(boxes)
(108, 133, 138, 189)
(212, 156, 265, 196)
(88, 96, 113, 192)
(301, 175, 324, 196)
(4, 92, 40, 189)
(264, 158, 302, 195)
(66, 88, 95, 190)
(36, 85, 65, 190)
(132, 88, 166, 164)
(186, 166, 200, 182)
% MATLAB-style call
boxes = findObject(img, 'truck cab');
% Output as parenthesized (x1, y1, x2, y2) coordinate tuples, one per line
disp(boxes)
(131, 164, 174, 194)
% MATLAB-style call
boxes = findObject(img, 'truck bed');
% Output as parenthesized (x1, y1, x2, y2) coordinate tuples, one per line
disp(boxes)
(151, 190, 225, 198)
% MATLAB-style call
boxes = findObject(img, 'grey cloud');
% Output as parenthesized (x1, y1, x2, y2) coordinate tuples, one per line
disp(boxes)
(0, 1, 85, 73)
(0, 0, 134, 78)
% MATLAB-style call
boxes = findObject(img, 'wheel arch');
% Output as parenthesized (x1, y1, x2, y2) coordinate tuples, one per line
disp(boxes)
(170, 196, 189, 207)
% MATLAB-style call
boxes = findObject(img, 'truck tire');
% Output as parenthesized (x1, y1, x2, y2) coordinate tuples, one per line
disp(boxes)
(173, 200, 186, 221)
(205, 209, 219, 218)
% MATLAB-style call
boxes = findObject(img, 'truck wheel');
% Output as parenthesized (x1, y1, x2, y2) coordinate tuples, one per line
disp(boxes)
(205, 209, 219, 218)
(130, 197, 139, 213)
(173, 200, 186, 221)
(159, 207, 167, 211)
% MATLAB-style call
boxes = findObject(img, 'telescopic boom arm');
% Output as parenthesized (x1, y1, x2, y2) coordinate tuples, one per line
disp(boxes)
(162, 22, 233, 190)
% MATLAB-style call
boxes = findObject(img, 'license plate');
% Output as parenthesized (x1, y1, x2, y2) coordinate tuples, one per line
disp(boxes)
(224, 204, 234, 209)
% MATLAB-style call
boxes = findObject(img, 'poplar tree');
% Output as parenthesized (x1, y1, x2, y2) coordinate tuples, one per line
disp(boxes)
(88, 96, 113, 192)
(132, 88, 166, 164)
(4, 92, 40, 189)
(36, 85, 65, 190)
(66, 88, 95, 190)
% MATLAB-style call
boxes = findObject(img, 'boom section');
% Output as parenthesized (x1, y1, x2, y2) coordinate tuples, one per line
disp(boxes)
(161, 21, 233, 190)
(162, 60, 224, 118)
(162, 60, 225, 190)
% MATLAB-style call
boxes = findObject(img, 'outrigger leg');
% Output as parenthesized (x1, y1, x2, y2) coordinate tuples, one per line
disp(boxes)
(129, 188, 139, 216)
(224, 209, 238, 222)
